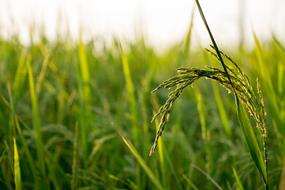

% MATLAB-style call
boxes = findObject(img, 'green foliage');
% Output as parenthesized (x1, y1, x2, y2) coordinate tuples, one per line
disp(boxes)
(0, 31, 284, 189)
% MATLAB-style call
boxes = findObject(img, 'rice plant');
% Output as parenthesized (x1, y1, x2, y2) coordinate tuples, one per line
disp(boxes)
(0, 2, 284, 189)
(150, 0, 269, 189)
(150, 46, 268, 184)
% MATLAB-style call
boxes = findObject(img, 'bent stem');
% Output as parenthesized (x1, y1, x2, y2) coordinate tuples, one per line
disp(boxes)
(149, 48, 269, 189)
(150, 1, 269, 189)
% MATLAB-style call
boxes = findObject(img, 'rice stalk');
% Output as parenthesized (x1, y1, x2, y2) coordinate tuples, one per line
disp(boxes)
(149, 48, 269, 188)
(150, 1, 269, 188)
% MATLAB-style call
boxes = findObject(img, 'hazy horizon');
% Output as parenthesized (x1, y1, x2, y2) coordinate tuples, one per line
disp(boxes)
(0, 0, 284, 47)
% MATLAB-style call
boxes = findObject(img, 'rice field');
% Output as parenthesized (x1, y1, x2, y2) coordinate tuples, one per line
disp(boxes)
(0, 3, 285, 189)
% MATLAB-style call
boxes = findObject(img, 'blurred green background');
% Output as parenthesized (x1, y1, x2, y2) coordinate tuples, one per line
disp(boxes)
(1, 0, 285, 189)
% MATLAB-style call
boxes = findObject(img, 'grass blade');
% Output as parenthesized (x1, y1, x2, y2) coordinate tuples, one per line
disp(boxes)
(192, 165, 223, 190)
(27, 57, 46, 178)
(194, 88, 207, 140)
(14, 117, 37, 184)
(78, 38, 92, 159)
(121, 48, 138, 141)
(238, 106, 267, 184)
(233, 168, 244, 190)
(182, 174, 199, 190)
(13, 50, 28, 101)
(119, 132, 163, 190)
(78, 38, 91, 104)
(154, 113, 166, 186)
(212, 83, 231, 136)
(13, 138, 22, 190)
(183, 4, 195, 58)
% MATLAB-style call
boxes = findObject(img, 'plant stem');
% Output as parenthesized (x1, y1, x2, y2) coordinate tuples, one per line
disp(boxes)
(194, 0, 241, 126)
(194, 0, 235, 94)
(193, 0, 268, 189)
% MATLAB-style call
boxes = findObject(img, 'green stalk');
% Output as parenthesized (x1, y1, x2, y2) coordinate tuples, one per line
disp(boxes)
(194, 1, 268, 188)
(194, 0, 236, 96)
(27, 57, 46, 181)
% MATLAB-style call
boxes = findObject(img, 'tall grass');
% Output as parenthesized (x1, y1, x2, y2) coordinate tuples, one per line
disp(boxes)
(0, 13, 284, 189)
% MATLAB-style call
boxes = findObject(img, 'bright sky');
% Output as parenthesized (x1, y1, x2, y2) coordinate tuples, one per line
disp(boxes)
(0, 0, 284, 47)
